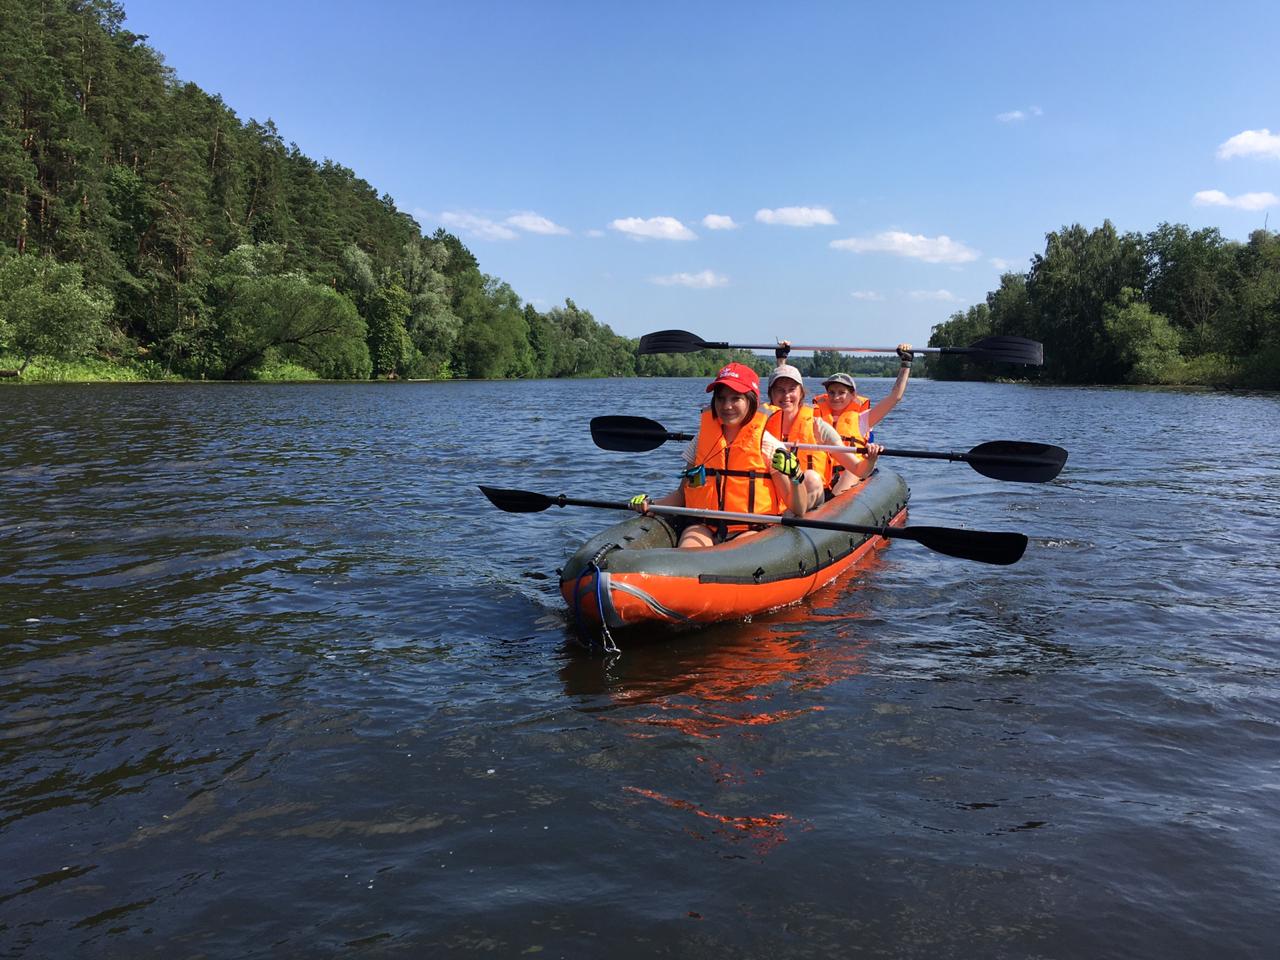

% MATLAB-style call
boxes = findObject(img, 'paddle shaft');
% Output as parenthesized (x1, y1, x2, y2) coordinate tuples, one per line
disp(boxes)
(697, 341, 956, 355)
(637, 330, 1043, 365)
(789, 441, 1042, 465)
(538, 494, 940, 547)
(479, 486, 1027, 564)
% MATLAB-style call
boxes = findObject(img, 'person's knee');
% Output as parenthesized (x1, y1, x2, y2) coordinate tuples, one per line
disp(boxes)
(679, 525, 714, 548)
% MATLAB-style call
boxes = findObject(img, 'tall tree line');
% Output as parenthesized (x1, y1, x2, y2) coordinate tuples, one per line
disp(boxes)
(1, 0, 733, 381)
(927, 221, 1280, 388)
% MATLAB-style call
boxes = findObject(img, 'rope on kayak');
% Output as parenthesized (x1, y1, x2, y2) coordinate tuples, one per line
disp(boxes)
(571, 544, 620, 655)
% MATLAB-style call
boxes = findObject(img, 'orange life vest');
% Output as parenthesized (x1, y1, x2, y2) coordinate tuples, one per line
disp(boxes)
(812, 393, 871, 485)
(684, 408, 782, 522)
(765, 404, 827, 481)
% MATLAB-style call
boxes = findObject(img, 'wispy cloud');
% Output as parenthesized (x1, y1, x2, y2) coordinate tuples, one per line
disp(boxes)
(850, 290, 884, 301)
(585, 228, 606, 238)
(1193, 189, 1279, 211)
(506, 212, 570, 235)
(435, 209, 570, 240)
(755, 206, 837, 227)
(610, 216, 697, 241)
(439, 211, 518, 241)
(831, 231, 980, 264)
(996, 105, 1044, 123)
(990, 257, 1018, 271)
(702, 214, 739, 230)
(651, 270, 729, 288)
(908, 289, 961, 302)
(1217, 129, 1280, 161)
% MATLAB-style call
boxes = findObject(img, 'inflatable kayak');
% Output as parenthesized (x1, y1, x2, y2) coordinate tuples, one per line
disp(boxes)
(559, 467, 909, 630)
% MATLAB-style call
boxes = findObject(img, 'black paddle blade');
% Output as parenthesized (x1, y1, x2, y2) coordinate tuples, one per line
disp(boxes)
(478, 485, 555, 513)
(590, 415, 686, 452)
(964, 336, 1044, 366)
(967, 441, 1068, 483)
(637, 329, 725, 354)
(906, 526, 1029, 565)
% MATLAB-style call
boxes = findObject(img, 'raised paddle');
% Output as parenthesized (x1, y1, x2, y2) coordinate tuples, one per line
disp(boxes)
(478, 485, 1028, 566)
(589, 415, 1068, 483)
(637, 329, 1044, 366)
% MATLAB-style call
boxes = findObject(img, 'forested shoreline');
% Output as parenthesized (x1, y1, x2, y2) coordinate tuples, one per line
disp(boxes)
(2, 1, 1277, 388)
(927, 221, 1280, 388)
(0, 0, 751, 384)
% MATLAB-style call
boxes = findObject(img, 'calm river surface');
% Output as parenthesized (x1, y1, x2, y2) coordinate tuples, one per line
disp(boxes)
(2, 376, 1278, 958)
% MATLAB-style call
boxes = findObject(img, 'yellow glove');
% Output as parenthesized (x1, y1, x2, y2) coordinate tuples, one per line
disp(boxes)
(628, 494, 649, 513)
(771, 449, 800, 480)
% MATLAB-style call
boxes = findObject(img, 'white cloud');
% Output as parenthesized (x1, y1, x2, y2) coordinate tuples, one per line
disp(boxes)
(651, 270, 728, 288)
(1193, 189, 1279, 211)
(755, 206, 838, 227)
(850, 290, 884, 301)
(505, 212, 570, 235)
(996, 105, 1042, 123)
(610, 216, 697, 241)
(990, 257, 1017, 271)
(1217, 129, 1280, 161)
(908, 289, 961, 302)
(702, 214, 739, 230)
(830, 230, 980, 264)
(439, 211, 518, 241)
(585, 228, 606, 238)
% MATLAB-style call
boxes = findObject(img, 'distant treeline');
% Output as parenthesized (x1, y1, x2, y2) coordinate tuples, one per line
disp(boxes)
(0, 0, 747, 382)
(927, 221, 1280, 388)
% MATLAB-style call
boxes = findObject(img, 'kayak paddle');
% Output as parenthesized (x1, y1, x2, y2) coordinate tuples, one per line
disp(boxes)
(479, 485, 1028, 566)
(589, 415, 1068, 483)
(637, 329, 1044, 366)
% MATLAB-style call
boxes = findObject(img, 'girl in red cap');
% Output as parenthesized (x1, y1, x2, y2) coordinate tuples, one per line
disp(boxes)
(628, 362, 809, 548)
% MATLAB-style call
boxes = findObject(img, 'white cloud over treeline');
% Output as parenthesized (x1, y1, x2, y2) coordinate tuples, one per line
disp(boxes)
(437, 210, 569, 240)
(996, 106, 1043, 123)
(755, 206, 837, 227)
(651, 270, 729, 288)
(702, 214, 739, 230)
(1193, 189, 1279, 211)
(831, 230, 979, 264)
(610, 216, 697, 241)
(1217, 129, 1280, 160)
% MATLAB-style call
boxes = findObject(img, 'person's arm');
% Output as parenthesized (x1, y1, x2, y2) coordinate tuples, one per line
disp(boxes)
(848, 442, 883, 480)
(763, 431, 807, 518)
(867, 343, 912, 429)
(815, 418, 861, 473)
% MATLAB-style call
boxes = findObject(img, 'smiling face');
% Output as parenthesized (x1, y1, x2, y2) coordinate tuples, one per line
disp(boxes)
(713, 385, 752, 427)
(826, 383, 853, 413)
(768, 377, 803, 415)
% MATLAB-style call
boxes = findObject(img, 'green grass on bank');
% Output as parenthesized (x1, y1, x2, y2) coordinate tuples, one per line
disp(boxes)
(0, 354, 327, 383)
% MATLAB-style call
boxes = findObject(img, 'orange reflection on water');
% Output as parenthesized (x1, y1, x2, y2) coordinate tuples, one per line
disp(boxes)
(601, 612, 870, 741)
(623, 786, 795, 854)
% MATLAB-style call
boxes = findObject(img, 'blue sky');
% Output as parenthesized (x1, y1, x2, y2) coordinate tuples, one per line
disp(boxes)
(121, 0, 1280, 350)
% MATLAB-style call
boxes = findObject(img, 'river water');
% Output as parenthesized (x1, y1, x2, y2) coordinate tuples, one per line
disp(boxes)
(2, 376, 1277, 958)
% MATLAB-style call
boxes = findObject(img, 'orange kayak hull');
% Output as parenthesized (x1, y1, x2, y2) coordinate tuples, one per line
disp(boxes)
(560, 469, 909, 629)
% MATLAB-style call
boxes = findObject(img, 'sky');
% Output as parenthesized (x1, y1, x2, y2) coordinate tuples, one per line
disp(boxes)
(119, 0, 1280, 350)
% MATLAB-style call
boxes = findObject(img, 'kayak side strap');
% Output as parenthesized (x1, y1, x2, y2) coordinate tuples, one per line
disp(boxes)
(572, 544, 621, 655)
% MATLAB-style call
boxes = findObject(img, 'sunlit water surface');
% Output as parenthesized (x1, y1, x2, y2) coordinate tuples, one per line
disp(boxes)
(2, 378, 1277, 958)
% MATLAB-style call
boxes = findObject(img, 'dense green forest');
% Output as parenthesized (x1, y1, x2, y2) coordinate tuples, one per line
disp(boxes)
(0, 0, 752, 382)
(927, 221, 1280, 388)
(3, 3, 1276, 388)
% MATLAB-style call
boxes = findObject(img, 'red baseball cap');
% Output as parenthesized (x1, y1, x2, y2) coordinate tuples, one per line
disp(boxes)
(706, 362, 760, 395)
